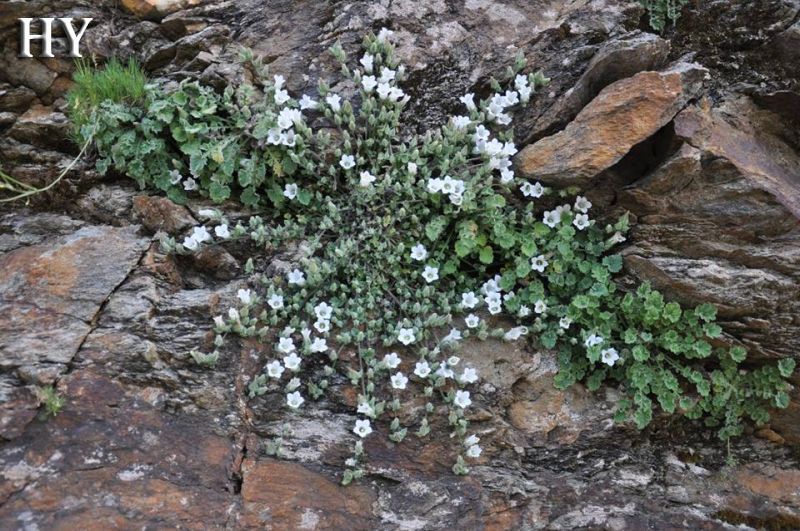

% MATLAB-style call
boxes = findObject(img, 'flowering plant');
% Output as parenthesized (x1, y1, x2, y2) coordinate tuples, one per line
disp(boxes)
(75, 29, 794, 483)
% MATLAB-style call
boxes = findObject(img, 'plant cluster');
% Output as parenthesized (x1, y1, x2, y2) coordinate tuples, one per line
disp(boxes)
(71, 53, 310, 206)
(73, 30, 794, 482)
(36, 385, 65, 419)
(639, 0, 690, 32)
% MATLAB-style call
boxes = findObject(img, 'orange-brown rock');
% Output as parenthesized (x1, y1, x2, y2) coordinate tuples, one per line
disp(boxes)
(132, 194, 196, 234)
(120, 0, 203, 19)
(516, 63, 707, 186)
(239, 459, 377, 529)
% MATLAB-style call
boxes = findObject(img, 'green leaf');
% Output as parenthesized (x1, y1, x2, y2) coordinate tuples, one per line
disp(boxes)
(775, 392, 790, 409)
(602, 254, 623, 273)
(478, 246, 494, 265)
(425, 217, 447, 241)
(520, 240, 537, 257)
(297, 189, 313, 206)
(208, 181, 231, 202)
(695, 303, 717, 322)
(729, 346, 747, 363)
(778, 358, 796, 378)
(662, 302, 682, 323)
(632, 345, 649, 362)
(704, 323, 722, 338)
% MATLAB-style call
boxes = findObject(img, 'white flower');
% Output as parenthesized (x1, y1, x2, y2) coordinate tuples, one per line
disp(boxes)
(484, 292, 501, 306)
(414, 361, 431, 378)
(601, 347, 620, 367)
(192, 226, 211, 243)
(422, 265, 439, 283)
(182, 236, 199, 251)
(444, 329, 462, 344)
(266, 360, 284, 379)
(410, 243, 427, 261)
(500, 169, 514, 183)
(559, 316, 572, 329)
(436, 365, 455, 380)
(461, 292, 479, 309)
(454, 390, 472, 409)
(378, 67, 396, 84)
(520, 181, 544, 198)
(464, 314, 480, 328)
(266, 128, 282, 145)
(274, 88, 290, 105)
(407, 162, 417, 175)
(273, 74, 285, 89)
(299, 94, 318, 110)
(543, 209, 561, 228)
(482, 277, 501, 294)
(361, 75, 377, 93)
(228, 308, 240, 321)
(466, 444, 482, 458)
(283, 183, 298, 200)
(465, 434, 480, 447)
(213, 315, 225, 328)
(354, 419, 373, 438)
(534, 300, 547, 314)
(359, 170, 376, 187)
(573, 213, 590, 230)
(426, 178, 443, 193)
(574, 195, 592, 213)
(277, 337, 296, 354)
(340, 154, 356, 169)
(325, 93, 341, 112)
(214, 224, 230, 239)
(286, 391, 304, 409)
(447, 356, 460, 367)
(382, 352, 401, 369)
(360, 53, 374, 72)
(377, 27, 394, 43)
(460, 93, 476, 111)
(504, 326, 528, 341)
(169, 169, 182, 185)
(314, 319, 330, 333)
(488, 303, 502, 315)
(314, 302, 333, 320)
(397, 327, 416, 345)
(440, 175, 459, 194)
(357, 401, 375, 417)
(585, 334, 604, 348)
(283, 352, 302, 371)
(530, 255, 548, 273)
(287, 269, 305, 285)
(310, 337, 328, 353)
(390, 372, 408, 390)
(459, 367, 479, 384)
(519, 305, 531, 317)
(183, 177, 198, 191)
(267, 294, 284, 310)
(237, 288, 253, 305)
(451, 115, 471, 129)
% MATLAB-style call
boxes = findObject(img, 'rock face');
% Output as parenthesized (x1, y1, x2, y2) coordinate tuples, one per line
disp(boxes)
(2, 0, 800, 529)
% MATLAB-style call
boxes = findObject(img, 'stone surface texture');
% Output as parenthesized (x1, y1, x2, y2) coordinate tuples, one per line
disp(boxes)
(1, 0, 800, 529)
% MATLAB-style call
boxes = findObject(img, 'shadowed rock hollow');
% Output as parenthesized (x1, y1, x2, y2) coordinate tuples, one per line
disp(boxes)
(1, 0, 800, 529)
